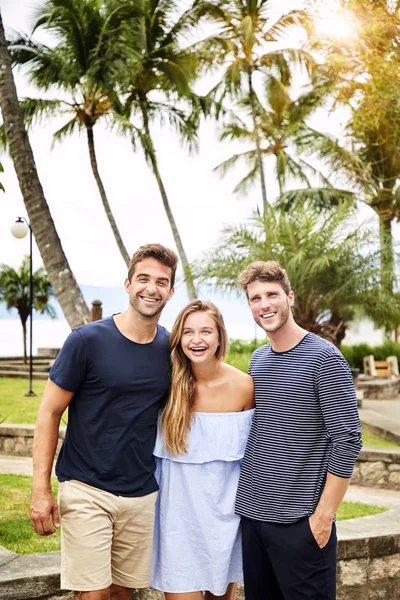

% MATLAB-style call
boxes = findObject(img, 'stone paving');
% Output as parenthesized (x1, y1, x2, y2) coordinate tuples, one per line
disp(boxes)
(359, 399, 400, 442)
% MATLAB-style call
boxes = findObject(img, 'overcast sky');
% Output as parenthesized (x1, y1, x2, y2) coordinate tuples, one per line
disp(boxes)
(0, 0, 379, 293)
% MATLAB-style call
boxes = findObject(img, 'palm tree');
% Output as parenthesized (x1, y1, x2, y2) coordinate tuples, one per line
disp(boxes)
(198, 0, 313, 213)
(8, 0, 131, 266)
(0, 12, 90, 328)
(214, 75, 337, 198)
(195, 202, 399, 346)
(277, 115, 400, 319)
(302, 0, 400, 315)
(109, 0, 203, 299)
(0, 257, 56, 362)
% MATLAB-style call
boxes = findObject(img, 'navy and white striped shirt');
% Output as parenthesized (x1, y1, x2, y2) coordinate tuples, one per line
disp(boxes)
(235, 333, 362, 523)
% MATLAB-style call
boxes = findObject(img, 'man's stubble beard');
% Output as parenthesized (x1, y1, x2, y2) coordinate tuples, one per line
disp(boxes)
(257, 298, 291, 334)
(129, 295, 167, 319)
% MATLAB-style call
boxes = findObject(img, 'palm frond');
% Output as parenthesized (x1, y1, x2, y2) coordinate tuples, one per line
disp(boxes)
(51, 116, 83, 147)
(277, 187, 356, 211)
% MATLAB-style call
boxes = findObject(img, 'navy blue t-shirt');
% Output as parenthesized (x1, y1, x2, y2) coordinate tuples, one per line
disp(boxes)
(50, 316, 171, 497)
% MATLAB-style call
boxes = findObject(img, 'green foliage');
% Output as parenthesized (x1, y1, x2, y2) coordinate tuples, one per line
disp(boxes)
(0, 256, 56, 360)
(200, 0, 313, 97)
(0, 474, 60, 554)
(226, 338, 267, 372)
(341, 342, 400, 371)
(306, 0, 400, 299)
(215, 75, 334, 197)
(228, 338, 267, 354)
(198, 0, 314, 212)
(196, 202, 393, 345)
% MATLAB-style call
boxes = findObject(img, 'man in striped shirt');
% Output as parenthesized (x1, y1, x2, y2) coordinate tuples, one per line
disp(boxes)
(235, 261, 362, 600)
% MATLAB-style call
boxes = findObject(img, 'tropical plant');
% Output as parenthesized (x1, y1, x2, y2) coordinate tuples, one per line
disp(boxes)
(0, 13, 90, 328)
(214, 75, 338, 198)
(294, 0, 400, 314)
(198, 0, 314, 213)
(7, 0, 131, 266)
(0, 257, 56, 362)
(195, 202, 400, 346)
(108, 0, 203, 299)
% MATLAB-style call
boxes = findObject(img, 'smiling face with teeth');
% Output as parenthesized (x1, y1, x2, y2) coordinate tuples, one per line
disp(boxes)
(180, 310, 220, 363)
(247, 280, 295, 336)
(125, 257, 174, 319)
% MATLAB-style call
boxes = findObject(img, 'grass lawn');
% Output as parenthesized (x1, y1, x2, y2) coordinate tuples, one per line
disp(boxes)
(362, 431, 399, 448)
(0, 474, 389, 554)
(0, 378, 68, 424)
(0, 378, 46, 424)
(0, 474, 60, 554)
(336, 500, 387, 520)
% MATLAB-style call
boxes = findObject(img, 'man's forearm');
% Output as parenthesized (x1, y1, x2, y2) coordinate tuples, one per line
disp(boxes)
(32, 410, 62, 492)
(309, 472, 351, 548)
(315, 472, 351, 519)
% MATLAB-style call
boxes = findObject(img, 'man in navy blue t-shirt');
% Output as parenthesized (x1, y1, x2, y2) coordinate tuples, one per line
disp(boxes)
(30, 243, 178, 600)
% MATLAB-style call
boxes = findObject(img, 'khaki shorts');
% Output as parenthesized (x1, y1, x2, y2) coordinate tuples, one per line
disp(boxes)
(58, 479, 158, 591)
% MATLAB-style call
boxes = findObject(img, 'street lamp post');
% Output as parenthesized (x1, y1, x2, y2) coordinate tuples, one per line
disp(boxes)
(11, 217, 37, 397)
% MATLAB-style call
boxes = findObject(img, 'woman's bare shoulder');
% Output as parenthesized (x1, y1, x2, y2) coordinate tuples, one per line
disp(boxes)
(222, 363, 254, 405)
(222, 362, 252, 382)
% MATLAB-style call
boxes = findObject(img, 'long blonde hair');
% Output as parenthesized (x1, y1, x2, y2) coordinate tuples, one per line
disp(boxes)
(161, 300, 229, 455)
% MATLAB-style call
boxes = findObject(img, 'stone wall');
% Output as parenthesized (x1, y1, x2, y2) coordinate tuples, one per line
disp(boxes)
(358, 378, 400, 400)
(352, 448, 400, 491)
(336, 514, 400, 599)
(0, 425, 65, 457)
(3, 527, 400, 600)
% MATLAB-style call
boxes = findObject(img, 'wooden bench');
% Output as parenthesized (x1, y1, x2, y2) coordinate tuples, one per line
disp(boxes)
(363, 355, 399, 377)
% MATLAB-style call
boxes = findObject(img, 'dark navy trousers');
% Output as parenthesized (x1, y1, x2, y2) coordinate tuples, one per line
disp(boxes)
(241, 516, 337, 600)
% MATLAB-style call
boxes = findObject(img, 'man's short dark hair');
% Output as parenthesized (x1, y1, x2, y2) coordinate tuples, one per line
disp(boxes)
(237, 261, 291, 296)
(128, 244, 178, 287)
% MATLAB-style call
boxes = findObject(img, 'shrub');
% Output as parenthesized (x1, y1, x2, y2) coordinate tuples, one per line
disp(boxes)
(341, 342, 400, 370)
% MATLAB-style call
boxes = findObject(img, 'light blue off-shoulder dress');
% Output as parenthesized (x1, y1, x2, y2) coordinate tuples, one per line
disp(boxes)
(150, 409, 254, 595)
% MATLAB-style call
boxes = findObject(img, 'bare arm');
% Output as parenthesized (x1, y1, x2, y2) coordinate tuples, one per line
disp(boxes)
(309, 473, 350, 548)
(30, 379, 73, 536)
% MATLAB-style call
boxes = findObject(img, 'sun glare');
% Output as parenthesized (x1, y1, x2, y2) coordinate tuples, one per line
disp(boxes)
(313, 2, 356, 41)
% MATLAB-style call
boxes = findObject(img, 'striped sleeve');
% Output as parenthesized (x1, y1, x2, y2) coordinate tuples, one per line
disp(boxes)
(316, 354, 362, 478)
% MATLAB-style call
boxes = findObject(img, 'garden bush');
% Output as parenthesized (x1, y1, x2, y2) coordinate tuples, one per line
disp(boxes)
(341, 342, 400, 370)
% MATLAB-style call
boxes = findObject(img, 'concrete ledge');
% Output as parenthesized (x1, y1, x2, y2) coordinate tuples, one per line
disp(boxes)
(2, 507, 400, 600)
(0, 552, 61, 600)
(352, 448, 400, 490)
(360, 414, 400, 446)
(0, 425, 65, 458)
(358, 377, 400, 400)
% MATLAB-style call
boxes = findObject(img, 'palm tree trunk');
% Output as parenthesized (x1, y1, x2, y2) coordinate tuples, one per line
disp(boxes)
(86, 125, 130, 267)
(379, 213, 394, 340)
(248, 70, 268, 215)
(140, 104, 197, 299)
(379, 214, 394, 294)
(0, 14, 90, 329)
